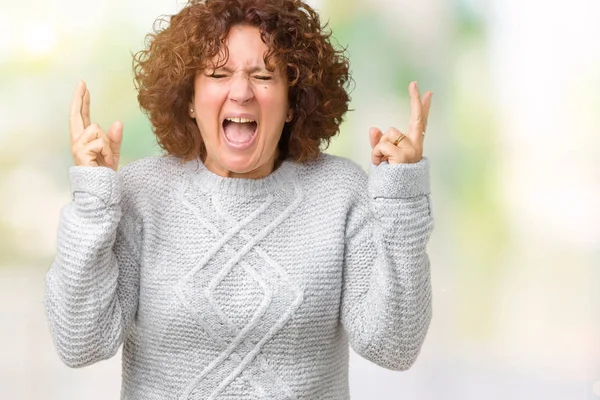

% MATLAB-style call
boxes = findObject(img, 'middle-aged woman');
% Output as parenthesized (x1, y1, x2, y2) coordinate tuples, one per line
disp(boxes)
(44, 0, 434, 398)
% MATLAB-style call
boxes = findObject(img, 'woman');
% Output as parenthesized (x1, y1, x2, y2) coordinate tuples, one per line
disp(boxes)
(45, 0, 434, 398)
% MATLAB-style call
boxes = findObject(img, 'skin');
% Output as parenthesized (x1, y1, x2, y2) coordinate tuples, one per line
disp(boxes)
(188, 24, 292, 179)
(70, 33, 432, 173)
(370, 81, 433, 166)
(70, 80, 122, 172)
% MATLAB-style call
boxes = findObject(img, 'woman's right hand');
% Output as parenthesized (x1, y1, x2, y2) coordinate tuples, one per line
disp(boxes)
(70, 81, 123, 171)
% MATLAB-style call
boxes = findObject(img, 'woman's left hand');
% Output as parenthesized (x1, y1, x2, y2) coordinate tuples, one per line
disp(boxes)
(370, 81, 432, 165)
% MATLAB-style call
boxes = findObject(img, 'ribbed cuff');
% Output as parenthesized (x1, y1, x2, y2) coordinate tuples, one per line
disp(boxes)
(368, 157, 430, 199)
(69, 166, 122, 205)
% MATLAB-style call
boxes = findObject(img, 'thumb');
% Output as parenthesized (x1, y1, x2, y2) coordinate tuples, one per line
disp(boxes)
(369, 127, 383, 149)
(107, 121, 123, 171)
(108, 120, 123, 149)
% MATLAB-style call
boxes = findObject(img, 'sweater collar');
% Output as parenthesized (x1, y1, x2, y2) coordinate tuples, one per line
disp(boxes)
(184, 156, 297, 196)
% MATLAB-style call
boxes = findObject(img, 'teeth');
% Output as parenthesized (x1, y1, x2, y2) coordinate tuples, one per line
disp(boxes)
(225, 117, 255, 123)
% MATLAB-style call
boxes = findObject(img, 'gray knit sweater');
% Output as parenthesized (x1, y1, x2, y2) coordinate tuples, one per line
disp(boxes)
(44, 152, 433, 399)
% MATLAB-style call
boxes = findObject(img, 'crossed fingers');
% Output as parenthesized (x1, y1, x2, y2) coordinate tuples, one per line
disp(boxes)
(69, 81, 123, 170)
(370, 81, 432, 165)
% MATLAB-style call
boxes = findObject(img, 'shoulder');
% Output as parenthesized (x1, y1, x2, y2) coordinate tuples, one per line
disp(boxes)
(297, 152, 367, 185)
(295, 153, 368, 200)
(119, 155, 186, 188)
(119, 155, 183, 180)
(117, 155, 186, 206)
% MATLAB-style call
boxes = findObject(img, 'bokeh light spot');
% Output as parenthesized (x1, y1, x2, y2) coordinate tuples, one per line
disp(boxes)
(24, 23, 55, 56)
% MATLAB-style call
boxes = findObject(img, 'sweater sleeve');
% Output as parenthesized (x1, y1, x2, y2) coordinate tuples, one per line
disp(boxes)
(44, 166, 141, 368)
(340, 158, 433, 371)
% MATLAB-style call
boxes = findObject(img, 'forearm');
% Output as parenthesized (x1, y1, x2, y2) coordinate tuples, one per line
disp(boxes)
(342, 159, 433, 370)
(44, 167, 129, 367)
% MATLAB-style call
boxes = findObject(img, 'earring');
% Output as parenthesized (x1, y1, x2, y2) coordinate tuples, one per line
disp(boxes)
(190, 109, 194, 113)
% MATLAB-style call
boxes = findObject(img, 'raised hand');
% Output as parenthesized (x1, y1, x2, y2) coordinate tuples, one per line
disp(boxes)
(369, 81, 432, 165)
(69, 81, 123, 171)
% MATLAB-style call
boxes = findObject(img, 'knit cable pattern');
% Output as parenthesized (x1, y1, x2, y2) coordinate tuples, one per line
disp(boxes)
(45, 153, 433, 399)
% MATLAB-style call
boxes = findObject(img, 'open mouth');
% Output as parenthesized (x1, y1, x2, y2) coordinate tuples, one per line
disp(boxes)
(222, 117, 258, 145)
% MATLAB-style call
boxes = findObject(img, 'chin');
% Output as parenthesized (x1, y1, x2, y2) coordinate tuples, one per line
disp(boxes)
(218, 153, 265, 177)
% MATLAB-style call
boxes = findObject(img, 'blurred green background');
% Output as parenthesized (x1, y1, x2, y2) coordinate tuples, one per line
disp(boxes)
(1, 0, 599, 398)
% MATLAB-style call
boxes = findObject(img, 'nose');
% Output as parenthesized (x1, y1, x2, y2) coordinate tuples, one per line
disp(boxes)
(228, 73, 254, 104)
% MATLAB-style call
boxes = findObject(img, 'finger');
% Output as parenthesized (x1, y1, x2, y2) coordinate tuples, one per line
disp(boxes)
(73, 139, 105, 167)
(107, 121, 124, 170)
(382, 127, 407, 145)
(408, 81, 424, 141)
(421, 91, 432, 134)
(82, 87, 91, 128)
(86, 138, 114, 167)
(372, 141, 401, 165)
(73, 124, 102, 147)
(107, 121, 123, 151)
(99, 140, 115, 167)
(378, 128, 407, 163)
(369, 127, 383, 149)
(69, 81, 87, 141)
(72, 126, 114, 166)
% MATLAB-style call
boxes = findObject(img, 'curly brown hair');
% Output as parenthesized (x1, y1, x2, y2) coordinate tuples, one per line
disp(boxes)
(133, 0, 351, 163)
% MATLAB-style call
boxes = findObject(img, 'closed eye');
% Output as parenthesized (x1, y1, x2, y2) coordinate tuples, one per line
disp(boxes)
(254, 75, 272, 81)
(208, 73, 227, 79)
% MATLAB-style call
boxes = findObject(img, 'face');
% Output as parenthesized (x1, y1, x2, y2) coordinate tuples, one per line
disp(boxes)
(189, 24, 292, 179)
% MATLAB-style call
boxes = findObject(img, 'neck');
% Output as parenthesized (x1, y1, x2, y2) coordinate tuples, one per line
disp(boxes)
(203, 150, 281, 179)
(186, 153, 295, 197)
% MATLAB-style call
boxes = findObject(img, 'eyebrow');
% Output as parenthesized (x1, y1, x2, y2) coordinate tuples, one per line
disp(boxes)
(214, 65, 270, 74)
